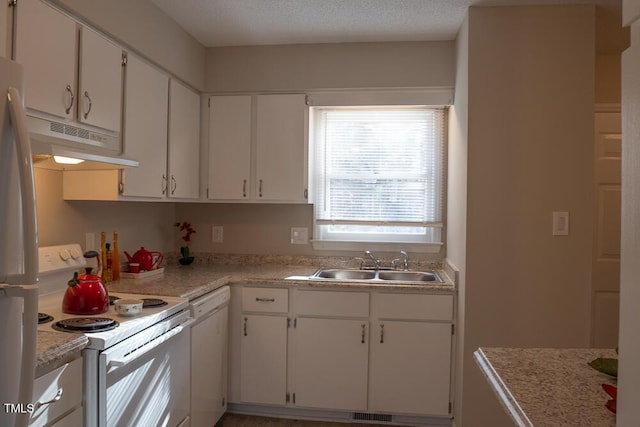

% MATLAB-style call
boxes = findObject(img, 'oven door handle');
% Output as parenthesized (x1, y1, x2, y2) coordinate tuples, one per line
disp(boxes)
(109, 318, 195, 369)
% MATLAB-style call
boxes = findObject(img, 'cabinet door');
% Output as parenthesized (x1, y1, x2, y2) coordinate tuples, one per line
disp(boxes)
(369, 321, 452, 416)
(15, 0, 77, 119)
(208, 95, 251, 200)
(78, 27, 123, 132)
(240, 315, 288, 405)
(121, 55, 168, 197)
(256, 94, 307, 202)
(168, 80, 200, 199)
(293, 317, 368, 411)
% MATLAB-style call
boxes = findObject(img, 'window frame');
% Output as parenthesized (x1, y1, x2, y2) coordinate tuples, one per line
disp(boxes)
(308, 100, 448, 253)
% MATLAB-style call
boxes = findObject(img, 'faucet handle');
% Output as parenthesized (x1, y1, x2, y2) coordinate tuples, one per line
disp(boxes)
(353, 257, 365, 269)
(391, 258, 402, 270)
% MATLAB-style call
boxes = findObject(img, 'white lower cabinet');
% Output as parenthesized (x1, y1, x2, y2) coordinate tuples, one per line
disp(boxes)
(369, 321, 452, 415)
(30, 358, 83, 427)
(239, 287, 290, 406)
(293, 317, 369, 410)
(232, 285, 454, 420)
(370, 292, 454, 416)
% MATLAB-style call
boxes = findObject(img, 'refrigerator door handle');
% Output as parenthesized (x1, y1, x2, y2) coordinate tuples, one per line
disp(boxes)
(6, 86, 38, 285)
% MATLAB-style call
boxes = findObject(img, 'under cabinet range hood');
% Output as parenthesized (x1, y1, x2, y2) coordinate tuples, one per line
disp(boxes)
(27, 115, 138, 170)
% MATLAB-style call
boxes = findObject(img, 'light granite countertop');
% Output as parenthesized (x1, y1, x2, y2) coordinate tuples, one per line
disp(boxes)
(474, 347, 618, 426)
(37, 261, 455, 372)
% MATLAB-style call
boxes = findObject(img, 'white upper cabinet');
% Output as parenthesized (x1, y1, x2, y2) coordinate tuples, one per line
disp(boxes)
(121, 54, 169, 198)
(255, 94, 307, 202)
(168, 80, 200, 199)
(15, 0, 77, 120)
(207, 95, 252, 200)
(207, 93, 308, 203)
(77, 27, 123, 132)
(15, 0, 123, 134)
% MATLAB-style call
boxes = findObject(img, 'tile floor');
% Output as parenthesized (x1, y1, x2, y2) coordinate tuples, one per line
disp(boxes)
(218, 413, 383, 427)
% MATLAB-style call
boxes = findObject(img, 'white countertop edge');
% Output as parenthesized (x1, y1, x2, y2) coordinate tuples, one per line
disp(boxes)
(473, 348, 534, 427)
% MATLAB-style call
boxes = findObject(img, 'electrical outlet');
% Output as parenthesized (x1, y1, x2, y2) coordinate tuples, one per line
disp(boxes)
(291, 227, 309, 244)
(85, 232, 96, 251)
(211, 226, 224, 243)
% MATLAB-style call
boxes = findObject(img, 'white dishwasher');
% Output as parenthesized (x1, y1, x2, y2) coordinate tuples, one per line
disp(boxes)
(190, 285, 230, 427)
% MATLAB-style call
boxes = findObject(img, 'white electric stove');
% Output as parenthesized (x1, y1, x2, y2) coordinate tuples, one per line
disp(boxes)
(37, 244, 191, 427)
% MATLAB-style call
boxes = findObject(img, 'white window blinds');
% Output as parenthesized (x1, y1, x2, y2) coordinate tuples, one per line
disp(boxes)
(311, 106, 446, 245)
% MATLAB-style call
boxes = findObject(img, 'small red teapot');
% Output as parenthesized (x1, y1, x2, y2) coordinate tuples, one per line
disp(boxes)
(124, 247, 163, 271)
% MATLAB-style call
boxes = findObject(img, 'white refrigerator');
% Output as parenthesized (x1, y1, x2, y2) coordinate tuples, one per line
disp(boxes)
(0, 56, 39, 427)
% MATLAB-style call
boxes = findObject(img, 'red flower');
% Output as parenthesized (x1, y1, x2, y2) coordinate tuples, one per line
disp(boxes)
(175, 221, 196, 243)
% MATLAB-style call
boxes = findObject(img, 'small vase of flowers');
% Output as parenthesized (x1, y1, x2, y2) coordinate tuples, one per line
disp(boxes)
(175, 221, 196, 265)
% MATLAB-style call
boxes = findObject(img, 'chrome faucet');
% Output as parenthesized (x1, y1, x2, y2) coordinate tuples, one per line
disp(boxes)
(400, 250, 409, 270)
(392, 250, 410, 270)
(364, 251, 381, 269)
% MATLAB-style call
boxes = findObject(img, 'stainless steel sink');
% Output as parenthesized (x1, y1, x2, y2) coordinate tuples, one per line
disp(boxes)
(309, 268, 443, 283)
(377, 271, 441, 282)
(312, 269, 376, 280)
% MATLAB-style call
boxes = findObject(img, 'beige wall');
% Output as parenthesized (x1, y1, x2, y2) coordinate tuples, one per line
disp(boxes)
(460, 6, 595, 426)
(50, 0, 206, 90)
(35, 168, 175, 254)
(205, 41, 455, 92)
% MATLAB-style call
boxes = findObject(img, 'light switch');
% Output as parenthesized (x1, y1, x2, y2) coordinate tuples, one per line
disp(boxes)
(291, 227, 309, 244)
(552, 212, 569, 236)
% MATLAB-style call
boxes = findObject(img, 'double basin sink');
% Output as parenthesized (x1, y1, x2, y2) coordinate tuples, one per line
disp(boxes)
(310, 268, 443, 283)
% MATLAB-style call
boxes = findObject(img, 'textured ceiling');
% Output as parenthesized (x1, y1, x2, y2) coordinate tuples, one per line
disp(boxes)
(151, 0, 621, 47)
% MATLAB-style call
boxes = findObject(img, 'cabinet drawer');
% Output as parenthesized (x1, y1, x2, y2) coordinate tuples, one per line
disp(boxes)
(242, 287, 289, 313)
(296, 290, 369, 317)
(375, 293, 453, 321)
(30, 358, 83, 427)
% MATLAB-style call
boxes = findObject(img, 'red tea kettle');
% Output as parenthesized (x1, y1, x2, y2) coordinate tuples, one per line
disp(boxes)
(62, 251, 109, 315)
(124, 247, 163, 271)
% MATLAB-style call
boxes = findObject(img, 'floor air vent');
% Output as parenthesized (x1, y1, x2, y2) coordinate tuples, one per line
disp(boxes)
(352, 412, 393, 422)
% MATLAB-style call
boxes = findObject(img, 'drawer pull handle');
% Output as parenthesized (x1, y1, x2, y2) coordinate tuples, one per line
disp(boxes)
(35, 387, 63, 410)
(380, 324, 385, 344)
(256, 297, 275, 302)
(361, 324, 366, 343)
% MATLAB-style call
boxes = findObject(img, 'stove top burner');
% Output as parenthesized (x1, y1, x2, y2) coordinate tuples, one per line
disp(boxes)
(38, 313, 54, 324)
(141, 298, 167, 308)
(52, 317, 119, 333)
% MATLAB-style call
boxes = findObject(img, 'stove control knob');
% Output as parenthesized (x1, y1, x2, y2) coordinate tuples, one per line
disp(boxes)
(69, 248, 82, 259)
(59, 249, 71, 261)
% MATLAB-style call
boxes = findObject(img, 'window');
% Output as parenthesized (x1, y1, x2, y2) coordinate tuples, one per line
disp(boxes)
(310, 106, 447, 251)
